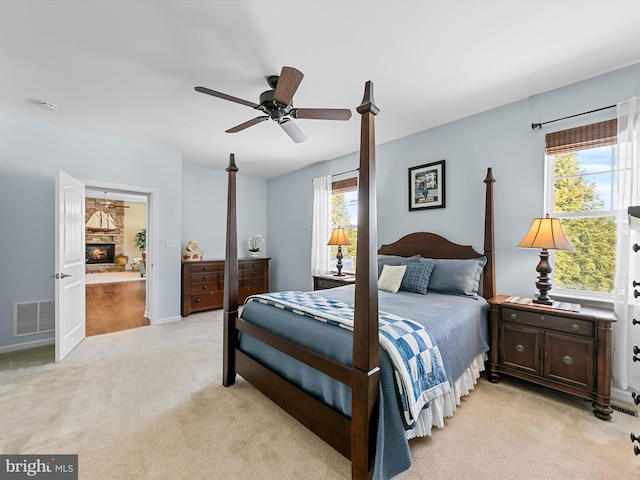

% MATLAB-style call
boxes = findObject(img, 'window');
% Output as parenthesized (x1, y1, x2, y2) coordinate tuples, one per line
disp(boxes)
(330, 177, 358, 273)
(544, 119, 617, 296)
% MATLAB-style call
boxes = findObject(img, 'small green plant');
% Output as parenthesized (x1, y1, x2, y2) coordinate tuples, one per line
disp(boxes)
(135, 228, 146, 252)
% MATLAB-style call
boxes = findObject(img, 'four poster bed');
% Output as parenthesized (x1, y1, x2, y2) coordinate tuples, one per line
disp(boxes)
(222, 81, 496, 479)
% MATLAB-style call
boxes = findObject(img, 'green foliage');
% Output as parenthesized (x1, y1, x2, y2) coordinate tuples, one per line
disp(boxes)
(552, 153, 614, 293)
(331, 193, 357, 261)
(134, 228, 146, 252)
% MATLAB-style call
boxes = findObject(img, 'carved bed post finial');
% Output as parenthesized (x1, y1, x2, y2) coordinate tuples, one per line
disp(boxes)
(356, 80, 380, 116)
(224, 153, 239, 387)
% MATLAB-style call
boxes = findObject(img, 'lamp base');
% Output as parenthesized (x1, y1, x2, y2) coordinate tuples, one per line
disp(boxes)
(533, 249, 553, 306)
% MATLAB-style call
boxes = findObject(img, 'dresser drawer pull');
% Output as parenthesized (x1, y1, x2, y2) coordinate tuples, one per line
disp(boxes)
(202, 275, 208, 280)
(510, 313, 517, 320)
(202, 285, 208, 289)
(571, 323, 580, 331)
(539, 315, 545, 320)
(515, 344, 525, 353)
(195, 298, 201, 303)
(202, 267, 208, 270)
(632, 432, 640, 443)
(562, 355, 573, 365)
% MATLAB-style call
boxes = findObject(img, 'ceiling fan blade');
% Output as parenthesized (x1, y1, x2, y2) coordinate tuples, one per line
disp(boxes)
(195, 86, 260, 109)
(291, 108, 352, 121)
(273, 67, 304, 106)
(279, 118, 307, 143)
(226, 116, 269, 133)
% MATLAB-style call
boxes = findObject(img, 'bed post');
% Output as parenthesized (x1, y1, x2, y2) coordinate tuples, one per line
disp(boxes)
(352, 81, 380, 480)
(483, 167, 496, 300)
(223, 153, 239, 387)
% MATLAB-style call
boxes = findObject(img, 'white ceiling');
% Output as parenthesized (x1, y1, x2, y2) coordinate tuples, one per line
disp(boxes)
(1, 1, 640, 179)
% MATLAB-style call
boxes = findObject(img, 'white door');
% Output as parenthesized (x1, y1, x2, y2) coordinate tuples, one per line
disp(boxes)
(55, 171, 86, 362)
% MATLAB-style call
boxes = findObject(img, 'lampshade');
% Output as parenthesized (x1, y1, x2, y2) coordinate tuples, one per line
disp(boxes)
(327, 227, 352, 246)
(517, 215, 573, 251)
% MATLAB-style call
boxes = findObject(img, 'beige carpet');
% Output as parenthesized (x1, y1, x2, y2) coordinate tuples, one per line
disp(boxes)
(1, 310, 639, 479)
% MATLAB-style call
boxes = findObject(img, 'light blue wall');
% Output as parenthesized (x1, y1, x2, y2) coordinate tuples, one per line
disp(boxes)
(267, 62, 640, 297)
(0, 113, 183, 349)
(182, 163, 267, 259)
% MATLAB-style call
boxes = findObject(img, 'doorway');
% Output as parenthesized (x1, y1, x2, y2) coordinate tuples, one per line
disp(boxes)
(84, 186, 151, 336)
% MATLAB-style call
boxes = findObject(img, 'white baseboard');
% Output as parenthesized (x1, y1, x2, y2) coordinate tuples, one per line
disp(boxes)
(611, 385, 635, 404)
(0, 338, 54, 354)
(152, 315, 181, 325)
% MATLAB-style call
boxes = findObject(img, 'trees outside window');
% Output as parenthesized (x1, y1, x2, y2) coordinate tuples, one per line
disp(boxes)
(330, 179, 358, 273)
(546, 147, 617, 294)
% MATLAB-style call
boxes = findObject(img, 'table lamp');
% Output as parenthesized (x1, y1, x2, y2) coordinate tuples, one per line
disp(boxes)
(327, 227, 351, 277)
(517, 214, 573, 305)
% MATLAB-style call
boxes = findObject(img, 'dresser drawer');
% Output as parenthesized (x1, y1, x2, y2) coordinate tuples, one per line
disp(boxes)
(240, 285, 266, 301)
(501, 307, 594, 337)
(191, 271, 223, 286)
(189, 262, 224, 274)
(240, 268, 265, 281)
(240, 276, 264, 288)
(191, 291, 223, 309)
(240, 261, 266, 270)
(190, 280, 222, 294)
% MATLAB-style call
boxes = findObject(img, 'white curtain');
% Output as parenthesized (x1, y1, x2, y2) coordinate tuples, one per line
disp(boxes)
(311, 175, 332, 275)
(612, 97, 640, 390)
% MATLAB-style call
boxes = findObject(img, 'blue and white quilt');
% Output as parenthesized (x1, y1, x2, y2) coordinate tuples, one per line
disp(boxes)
(245, 291, 451, 425)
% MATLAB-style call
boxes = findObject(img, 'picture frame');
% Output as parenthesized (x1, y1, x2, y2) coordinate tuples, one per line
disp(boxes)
(408, 160, 446, 211)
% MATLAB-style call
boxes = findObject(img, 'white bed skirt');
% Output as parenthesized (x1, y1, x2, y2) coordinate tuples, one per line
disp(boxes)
(405, 353, 486, 440)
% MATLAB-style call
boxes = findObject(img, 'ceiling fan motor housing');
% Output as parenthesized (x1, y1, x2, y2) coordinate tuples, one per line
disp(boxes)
(259, 89, 291, 121)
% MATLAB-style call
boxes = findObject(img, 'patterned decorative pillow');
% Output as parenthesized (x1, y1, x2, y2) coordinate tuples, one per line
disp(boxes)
(400, 261, 435, 295)
(378, 264, 407, 293)
(377, 254, 420, 278)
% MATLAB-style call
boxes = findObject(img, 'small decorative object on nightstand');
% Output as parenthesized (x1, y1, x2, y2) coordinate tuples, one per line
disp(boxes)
(488, 294, 616, 420)
(313, 274, 356, 291)
(517, 214, 573, 305)
(327, 227, 351, 276)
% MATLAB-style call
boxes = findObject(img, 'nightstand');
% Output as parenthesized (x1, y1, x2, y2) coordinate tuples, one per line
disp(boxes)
(488, 294, 616, 420)
(313, 274, 356, 291)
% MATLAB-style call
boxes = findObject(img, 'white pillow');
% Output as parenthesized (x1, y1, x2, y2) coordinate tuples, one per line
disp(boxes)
(378, 264, 407, 293)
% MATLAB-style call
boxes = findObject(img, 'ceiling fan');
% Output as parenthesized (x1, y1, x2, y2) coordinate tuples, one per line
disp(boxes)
(195, 66, 352, 143)
(95, 192, 129, 209)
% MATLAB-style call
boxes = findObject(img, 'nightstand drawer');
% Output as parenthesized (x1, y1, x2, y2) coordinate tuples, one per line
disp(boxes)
(502, 307, 594, 337)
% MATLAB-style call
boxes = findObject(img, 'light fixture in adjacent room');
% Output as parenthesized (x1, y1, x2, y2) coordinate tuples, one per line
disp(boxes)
(517, 214, 573, 305)
(327, 227, 351, 277)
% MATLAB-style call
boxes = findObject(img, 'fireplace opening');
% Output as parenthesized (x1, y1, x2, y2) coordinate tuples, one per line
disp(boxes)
(86, 243, 115, 264)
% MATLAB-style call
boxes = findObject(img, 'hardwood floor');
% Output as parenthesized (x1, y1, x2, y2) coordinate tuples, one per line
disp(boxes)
(86, 280, 148, 336)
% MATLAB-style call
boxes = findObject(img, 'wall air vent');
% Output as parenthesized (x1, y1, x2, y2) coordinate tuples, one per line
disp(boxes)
(14, 300, 55, 336)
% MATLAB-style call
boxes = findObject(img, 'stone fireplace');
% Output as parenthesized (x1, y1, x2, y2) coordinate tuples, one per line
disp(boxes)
(85, 198, 126, 273)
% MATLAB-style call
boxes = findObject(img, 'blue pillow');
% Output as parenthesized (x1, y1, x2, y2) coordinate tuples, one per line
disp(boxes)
(421, 257, 487, 296)
(377, 254, 420, 278)
(400, 261, 435, 295)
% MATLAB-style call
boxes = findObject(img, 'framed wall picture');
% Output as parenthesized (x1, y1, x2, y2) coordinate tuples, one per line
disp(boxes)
(408, 160, 446, 211)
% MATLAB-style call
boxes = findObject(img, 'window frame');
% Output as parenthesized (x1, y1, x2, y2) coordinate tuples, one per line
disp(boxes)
(330, 176, 358, 274)
(543, 119, 618, 302)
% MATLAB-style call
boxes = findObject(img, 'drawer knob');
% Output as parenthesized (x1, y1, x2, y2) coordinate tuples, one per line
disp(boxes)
(635, 445, 640, 456)
(510, 313, 517, 320)
(562, 355, 573, 365)
(539, 315, 545, 320)
(202, 267, 208, 270)
(515, 344, 525, 353)
(632, 432, 640, 443)
(634, 318, 640, 326)
(202, 275, 208, 280)
(633, 355, 640, 363)
(195, 298, 200, 303)
(633, 391, 640, 405)
(571, 323, 580, 331)
(203, 285, 208, 289)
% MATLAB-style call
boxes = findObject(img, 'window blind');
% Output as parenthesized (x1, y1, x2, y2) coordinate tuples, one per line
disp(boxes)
(545, 118, 617, 155)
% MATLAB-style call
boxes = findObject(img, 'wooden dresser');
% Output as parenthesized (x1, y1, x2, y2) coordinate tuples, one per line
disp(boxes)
(181, 258, 270, 316)
(488, 294, 616, 419)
